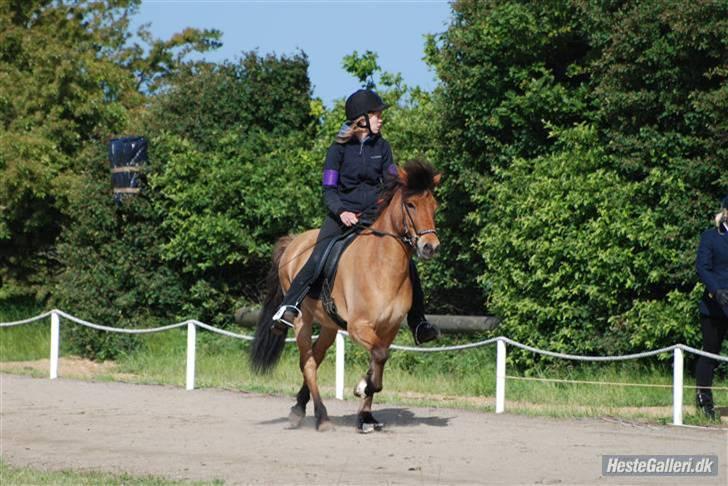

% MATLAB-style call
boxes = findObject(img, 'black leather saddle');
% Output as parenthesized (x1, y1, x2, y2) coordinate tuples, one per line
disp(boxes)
(308, 224, 368, 329)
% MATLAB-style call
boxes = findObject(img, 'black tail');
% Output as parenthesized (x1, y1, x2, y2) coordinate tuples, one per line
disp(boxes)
(250, 236, 292, 373)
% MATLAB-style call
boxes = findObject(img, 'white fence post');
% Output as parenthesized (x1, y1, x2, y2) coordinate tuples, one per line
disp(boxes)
(496, 338, 506, 413)
(50, 310, 60, 380)
(335, 332, 345, 400)
(186, 321, 196, 391)
(673, 347, 683, 426)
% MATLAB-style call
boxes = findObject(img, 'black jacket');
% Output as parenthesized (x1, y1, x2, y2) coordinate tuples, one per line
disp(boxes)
(696, 223, 728, 318)
(321, 134, 397, 216)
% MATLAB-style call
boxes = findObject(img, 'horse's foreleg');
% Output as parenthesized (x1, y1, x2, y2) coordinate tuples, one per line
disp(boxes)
(352, 328, 389, 433)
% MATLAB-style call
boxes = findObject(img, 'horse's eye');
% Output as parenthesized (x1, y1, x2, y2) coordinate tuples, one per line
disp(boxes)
(406, 202, 416, 210)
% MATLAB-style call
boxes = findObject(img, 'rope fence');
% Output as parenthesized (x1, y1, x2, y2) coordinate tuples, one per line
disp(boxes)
(505, 375, 728, 391)
(2, 309, 726, 426)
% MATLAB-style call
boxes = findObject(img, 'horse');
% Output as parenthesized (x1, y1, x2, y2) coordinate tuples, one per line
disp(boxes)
(250, 159, 441, 433)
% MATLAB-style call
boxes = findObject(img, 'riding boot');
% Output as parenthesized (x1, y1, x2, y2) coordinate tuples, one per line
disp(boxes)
(695, 389, 716, 420)
(407, 260, 440, 345)
(271, 270, 312, 334)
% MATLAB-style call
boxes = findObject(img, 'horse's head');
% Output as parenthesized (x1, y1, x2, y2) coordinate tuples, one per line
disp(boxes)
(392, 160, 441, 260)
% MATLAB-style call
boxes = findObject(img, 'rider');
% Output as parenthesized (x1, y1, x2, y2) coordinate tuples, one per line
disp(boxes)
(271, 88, 440, 345)
(695, 194, 728, 419)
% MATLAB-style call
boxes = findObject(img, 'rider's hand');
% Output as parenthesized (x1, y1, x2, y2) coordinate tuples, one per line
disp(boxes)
(340, 211, 359, 227)
(716, 289, 728, 307)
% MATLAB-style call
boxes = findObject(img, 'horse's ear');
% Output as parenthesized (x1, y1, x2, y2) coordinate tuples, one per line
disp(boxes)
(433, 173, 442, 186)
(397, 166, 408, 185)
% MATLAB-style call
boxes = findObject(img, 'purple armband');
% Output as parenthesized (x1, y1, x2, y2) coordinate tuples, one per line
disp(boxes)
(322, 169, 339, 187)
(387, 164, 398, 176)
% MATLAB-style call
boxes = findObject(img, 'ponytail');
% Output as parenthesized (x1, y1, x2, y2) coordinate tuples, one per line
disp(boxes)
(335, 115, 368, 144)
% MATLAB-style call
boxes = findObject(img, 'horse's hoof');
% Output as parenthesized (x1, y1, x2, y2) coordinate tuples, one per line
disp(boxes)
(358, 412, 384, 431)
(354, 378, 367, 398)
(317, 420, 335, 432)
(288, 406, 305, 428)
(358, 422, 375, 434)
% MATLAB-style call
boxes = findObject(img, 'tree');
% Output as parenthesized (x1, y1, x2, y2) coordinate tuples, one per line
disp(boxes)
(427, 0, 727, 363)
(425, 0, 593, 313)
(0, 0, 220, 303)
(55, 51, 320, 356)
(479, 125, 701, 365)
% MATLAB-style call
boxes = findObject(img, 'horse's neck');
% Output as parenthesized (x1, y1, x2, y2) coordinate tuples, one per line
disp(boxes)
(371, 191, 406, 246)
(364, 191, 412, 276)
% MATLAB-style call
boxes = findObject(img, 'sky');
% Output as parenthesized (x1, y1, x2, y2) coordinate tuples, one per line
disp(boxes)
(130, 0, 454, 107)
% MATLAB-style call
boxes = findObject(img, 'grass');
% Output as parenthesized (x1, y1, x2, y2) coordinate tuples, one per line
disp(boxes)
(0, 300, 51, 361)
(2, 302, 726, 427)
(0, 458, 222, 486)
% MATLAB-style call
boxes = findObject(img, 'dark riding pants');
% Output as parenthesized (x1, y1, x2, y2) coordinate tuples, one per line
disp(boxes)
(696, 314, 728, 390)
(282, 215, 345, 308)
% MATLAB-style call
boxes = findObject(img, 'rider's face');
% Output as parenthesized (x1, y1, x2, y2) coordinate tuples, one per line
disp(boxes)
(367, 111, 383, 134)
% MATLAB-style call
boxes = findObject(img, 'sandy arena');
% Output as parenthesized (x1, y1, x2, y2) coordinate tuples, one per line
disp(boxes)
(2, 374, 726, 485)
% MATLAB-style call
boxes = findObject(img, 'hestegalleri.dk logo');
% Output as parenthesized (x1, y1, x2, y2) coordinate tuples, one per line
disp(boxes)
(602, 455, 718, 476)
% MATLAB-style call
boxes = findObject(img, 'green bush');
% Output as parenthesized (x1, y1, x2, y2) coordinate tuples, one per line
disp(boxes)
(54, 51, 319, 358)
(424, 0, 593, 314)
(478, 124, 702, 367)
(54, 162, 184, 360)
(0, 0, 220, 304)
(425, 0, 726, 366)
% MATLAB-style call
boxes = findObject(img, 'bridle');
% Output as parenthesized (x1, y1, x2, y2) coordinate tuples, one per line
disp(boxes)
(400, 199, 437, 248)
(361, 194, 437, 250)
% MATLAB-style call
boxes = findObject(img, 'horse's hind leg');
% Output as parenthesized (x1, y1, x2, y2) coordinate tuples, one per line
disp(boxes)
(294, 314, 336, 431)
(288, 383, 309, 428)
(289, 325, 337, 428)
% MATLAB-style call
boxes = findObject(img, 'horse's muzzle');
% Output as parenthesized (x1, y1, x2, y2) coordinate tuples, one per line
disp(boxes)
(417, 239, 440, 260)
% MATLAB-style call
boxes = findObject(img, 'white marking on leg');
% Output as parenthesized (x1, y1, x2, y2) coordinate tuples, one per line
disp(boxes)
(354, 378, 367, 398)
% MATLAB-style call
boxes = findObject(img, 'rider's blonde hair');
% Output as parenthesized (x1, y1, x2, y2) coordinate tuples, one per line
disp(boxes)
(335, 115, 369, 144)
(715, 208, 728, 231)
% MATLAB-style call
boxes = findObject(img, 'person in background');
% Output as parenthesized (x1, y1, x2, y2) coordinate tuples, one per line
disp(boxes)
(695, 194, 728, 420)
(272, 89, 440, 345)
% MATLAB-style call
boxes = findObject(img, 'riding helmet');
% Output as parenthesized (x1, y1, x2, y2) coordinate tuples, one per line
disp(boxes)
(345, 89, 389, 121)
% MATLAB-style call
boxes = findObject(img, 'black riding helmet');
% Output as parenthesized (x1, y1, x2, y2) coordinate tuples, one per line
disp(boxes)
(345, 90, 389, 135)
(345, 89, 389, 120)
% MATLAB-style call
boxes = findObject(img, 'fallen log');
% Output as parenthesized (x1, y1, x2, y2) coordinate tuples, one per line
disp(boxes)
(233, 307, 500, 333)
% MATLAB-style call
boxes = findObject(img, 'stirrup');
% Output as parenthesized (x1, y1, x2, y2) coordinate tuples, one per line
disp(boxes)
(272, 305, 300, 329)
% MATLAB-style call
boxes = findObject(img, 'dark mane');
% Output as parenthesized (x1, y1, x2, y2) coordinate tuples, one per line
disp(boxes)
(377, 160, 439, 216)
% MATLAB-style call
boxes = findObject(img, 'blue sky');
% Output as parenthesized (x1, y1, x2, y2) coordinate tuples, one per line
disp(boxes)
(131, 0, 453, 107)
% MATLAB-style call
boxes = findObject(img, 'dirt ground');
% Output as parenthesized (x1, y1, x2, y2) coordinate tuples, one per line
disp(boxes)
(2, 374, 727, 485)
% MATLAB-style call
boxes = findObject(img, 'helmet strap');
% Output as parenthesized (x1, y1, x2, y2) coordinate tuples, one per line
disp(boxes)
(355, 115, 374, 137)
(363, 114, 373, 136)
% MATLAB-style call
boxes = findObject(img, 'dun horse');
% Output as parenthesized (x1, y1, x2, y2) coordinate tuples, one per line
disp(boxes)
(251, 160, 441, 433)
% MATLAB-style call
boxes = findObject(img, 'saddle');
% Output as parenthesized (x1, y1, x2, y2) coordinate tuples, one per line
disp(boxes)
(308, 225, 366, 329)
